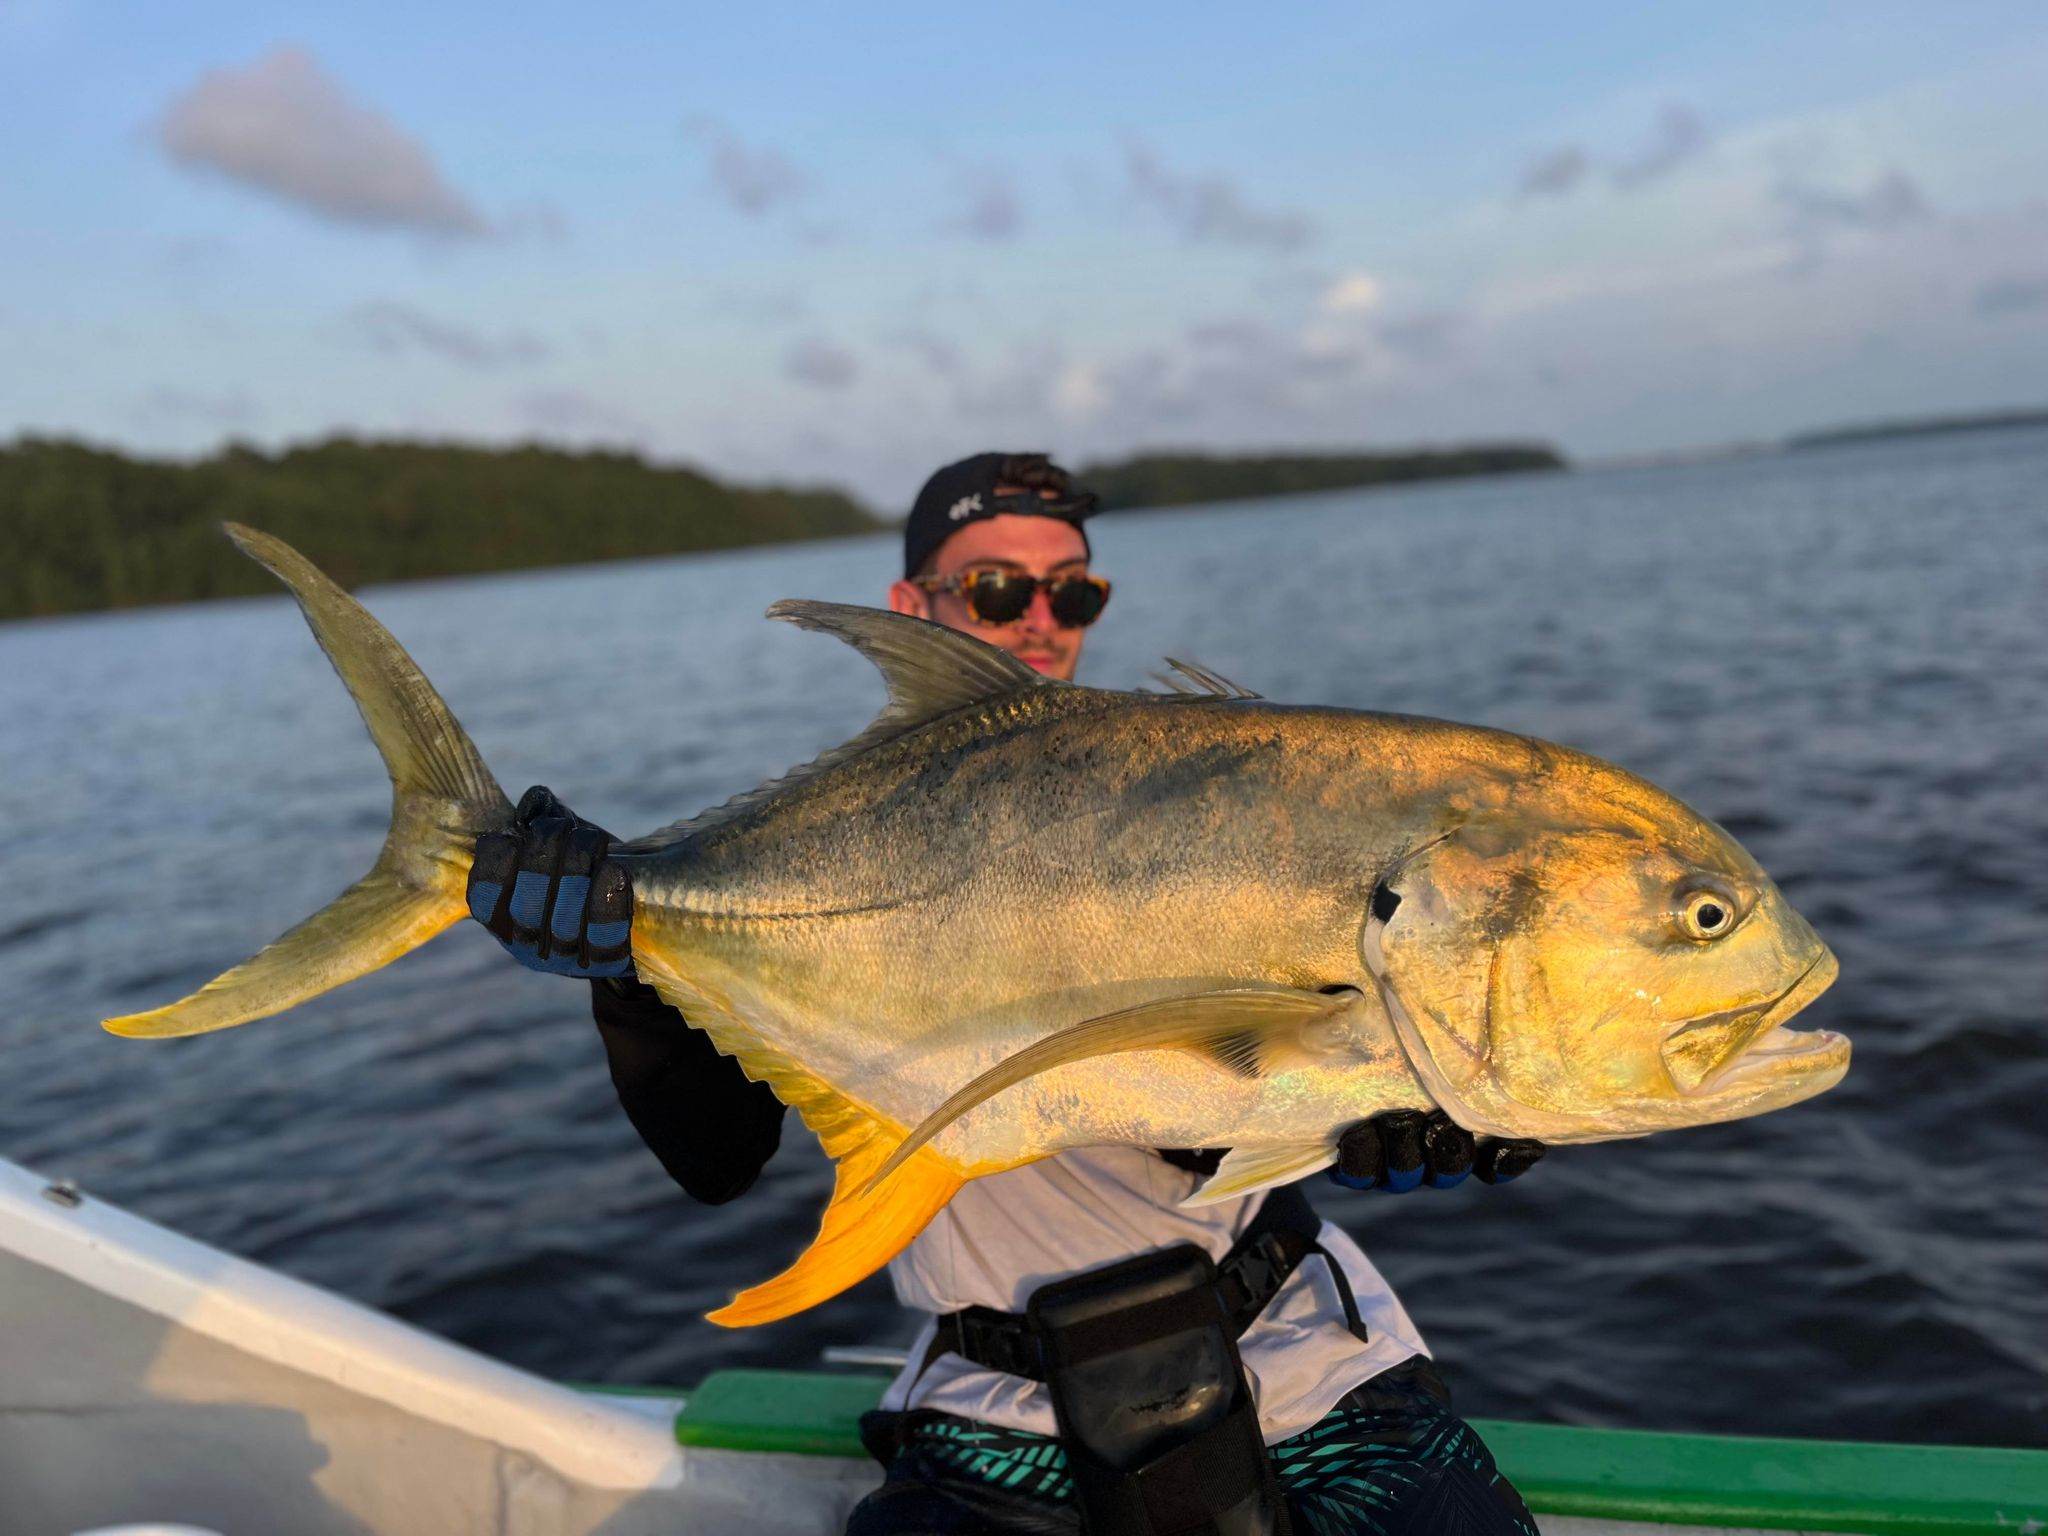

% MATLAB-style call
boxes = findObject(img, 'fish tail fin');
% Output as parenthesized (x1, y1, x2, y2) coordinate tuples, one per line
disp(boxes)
(103, 524, 514, 1039)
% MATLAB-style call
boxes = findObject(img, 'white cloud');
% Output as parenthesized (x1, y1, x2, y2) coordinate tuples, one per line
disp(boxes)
(1512, 103, 1710, 202)
(347, 302, 551, 369)
(1976, 273, 2048, 315)
(158, 47, 488, 237)
(1053, 362, 1107, 416)
(1518, 146, 1590, 198)
(693, 122, 807, 215)
(131, 384, 260, 429)
(1376, 311, 1463, 357)
(1612, 104, 1711, 189)
(949, 165, 1023, 241)
(1777, 168, 1928, 232)
(509, 389, 652, 445)
(783, 335, 858, 389)
(889, 328, 966, 377)
(1122, 139, 1316, 252)
(1320, 271, 1384, 314)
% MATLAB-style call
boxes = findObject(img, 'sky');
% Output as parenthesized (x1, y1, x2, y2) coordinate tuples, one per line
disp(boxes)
(4, 1, 2048, 506)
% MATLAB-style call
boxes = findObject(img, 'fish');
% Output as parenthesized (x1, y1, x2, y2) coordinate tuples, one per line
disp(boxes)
(105, 525, 1850, 1327)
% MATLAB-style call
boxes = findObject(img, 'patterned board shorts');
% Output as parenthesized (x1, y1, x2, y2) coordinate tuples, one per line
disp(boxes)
(846, 1359, 1540, 1536)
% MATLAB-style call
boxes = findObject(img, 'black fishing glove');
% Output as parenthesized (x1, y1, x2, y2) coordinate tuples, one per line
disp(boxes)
(467, 785, 635, 977)
(1328, 1110, 1546, 1192)
(467, 789, 785, 1204)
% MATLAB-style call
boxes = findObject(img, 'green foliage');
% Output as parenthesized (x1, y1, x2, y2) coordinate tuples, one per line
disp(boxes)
(0, 436, 880, 621)
(1077, 446, 1566, 511)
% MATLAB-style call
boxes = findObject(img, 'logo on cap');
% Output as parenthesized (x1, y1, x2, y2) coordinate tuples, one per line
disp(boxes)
(948, 493, 983, 522)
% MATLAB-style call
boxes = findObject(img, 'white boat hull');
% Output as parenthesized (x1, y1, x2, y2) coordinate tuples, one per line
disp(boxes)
(0, 1158, 874, 1535)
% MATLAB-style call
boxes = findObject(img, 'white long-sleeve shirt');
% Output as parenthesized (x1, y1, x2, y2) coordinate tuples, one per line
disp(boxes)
(878, 1144, 1427, 1444)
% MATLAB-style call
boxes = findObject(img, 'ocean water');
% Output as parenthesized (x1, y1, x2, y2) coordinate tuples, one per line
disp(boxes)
(3, 429, 2043, 1448)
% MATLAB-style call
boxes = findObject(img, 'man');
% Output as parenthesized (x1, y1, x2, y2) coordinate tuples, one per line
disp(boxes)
(471, 452, 1545, 1536)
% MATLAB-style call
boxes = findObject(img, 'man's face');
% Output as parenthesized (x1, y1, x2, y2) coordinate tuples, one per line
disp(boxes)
(888, 504, 1096, 681)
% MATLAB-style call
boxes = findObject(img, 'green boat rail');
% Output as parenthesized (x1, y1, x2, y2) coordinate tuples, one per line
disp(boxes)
(644, 1369, 2048, 1536)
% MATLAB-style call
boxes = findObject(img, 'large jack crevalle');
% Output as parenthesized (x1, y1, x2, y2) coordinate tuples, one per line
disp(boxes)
(106, 526, 1850, 1326)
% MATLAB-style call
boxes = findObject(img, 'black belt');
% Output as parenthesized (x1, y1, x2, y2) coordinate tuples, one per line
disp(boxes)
(920, 1184, 1370, 1384)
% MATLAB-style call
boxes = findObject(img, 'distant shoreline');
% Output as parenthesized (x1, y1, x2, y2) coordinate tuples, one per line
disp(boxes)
(0, 436, 881, 624)
(17, 413, 2037, 624)
(0, 434, 1569, 622)
(1077, 445, 1566, 511)
(1787, 407, 2048, 450)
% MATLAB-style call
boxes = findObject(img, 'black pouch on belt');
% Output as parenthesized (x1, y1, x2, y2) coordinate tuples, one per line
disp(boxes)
(1028, 1242, 1290, 1536)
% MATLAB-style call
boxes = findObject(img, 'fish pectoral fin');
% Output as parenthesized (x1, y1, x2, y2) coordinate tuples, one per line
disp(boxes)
(1181, 1142, 1336, 1207)
(863, 985, 1353, 1196)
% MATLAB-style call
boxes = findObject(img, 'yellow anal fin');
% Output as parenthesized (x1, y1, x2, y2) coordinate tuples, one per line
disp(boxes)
(630, 947, 966, 1328)
(707, 1123, 962, 1328)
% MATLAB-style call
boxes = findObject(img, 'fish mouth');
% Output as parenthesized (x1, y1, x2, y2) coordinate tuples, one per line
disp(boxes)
(1660, 949, 1846, 1098)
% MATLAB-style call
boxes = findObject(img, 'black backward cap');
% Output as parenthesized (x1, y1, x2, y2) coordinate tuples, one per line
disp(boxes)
(902, 451, 1096, 579)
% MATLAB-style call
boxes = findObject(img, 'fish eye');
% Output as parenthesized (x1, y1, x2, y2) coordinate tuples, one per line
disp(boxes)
(1676, 887, 1739, 941)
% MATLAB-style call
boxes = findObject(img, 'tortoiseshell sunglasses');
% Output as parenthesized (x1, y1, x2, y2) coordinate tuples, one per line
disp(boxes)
(911, 569, 1113, 628)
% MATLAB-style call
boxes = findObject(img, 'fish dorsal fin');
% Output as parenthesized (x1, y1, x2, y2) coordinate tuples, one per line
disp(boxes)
(864, 985, 1361, 1194)
(1150, 658, 1262, 700)
(770, 600, 1054, 724)
(619, 602, 1055, 855)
